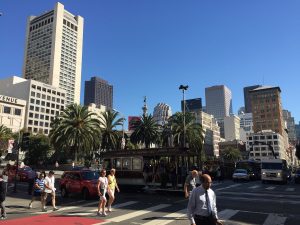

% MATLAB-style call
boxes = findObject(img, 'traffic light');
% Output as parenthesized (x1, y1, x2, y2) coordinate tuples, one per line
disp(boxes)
(22, 132, 30, 151)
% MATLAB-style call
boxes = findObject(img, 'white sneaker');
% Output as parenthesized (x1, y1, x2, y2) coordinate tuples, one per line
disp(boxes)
(107, 207, 112, 212)
(97, 211, 102, 216)
(103, 212, 107, 216)
(29, 203, 32, 209)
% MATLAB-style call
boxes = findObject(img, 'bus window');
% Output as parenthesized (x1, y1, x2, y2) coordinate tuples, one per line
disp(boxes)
(132, 158, 142, 171)
(114, 158, 122, 170)
(122, 158, 132, 170)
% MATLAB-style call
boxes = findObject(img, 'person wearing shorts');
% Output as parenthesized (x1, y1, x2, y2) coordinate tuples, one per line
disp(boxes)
(97, 169, 108, 216)
(29, 172, 45, 209)
(43, 171, 58, 212)
(107, 168, 120, 212)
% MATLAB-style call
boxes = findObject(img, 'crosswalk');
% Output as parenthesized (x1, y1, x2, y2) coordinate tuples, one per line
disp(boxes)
(25, 200, 291, 225)
(212, 182, 298, 193)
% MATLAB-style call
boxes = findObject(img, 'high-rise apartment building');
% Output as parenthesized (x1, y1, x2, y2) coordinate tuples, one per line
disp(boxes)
(224, 115, 240, 141)
(181, 98, 202, 112)
(84, 77, 113, 109)
(23, 2, 84, 105)
(0, 76, 66, 135)
(205, 85, 232, 119)
(249, 86, 285, 135)
(243, 85, 262, 113)
(282, 109, 297, 145)
(295, 122, 300, 142)
(153, 103, 172, 125)
(238, 112, 253, 142)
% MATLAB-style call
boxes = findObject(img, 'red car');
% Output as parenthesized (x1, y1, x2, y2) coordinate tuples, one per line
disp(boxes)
(7, 166, 37, 182)
(60, 170, 99, 200)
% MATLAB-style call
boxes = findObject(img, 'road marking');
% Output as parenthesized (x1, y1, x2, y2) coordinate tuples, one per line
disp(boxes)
(248, 185, 260, 189)
(215, 184, 241, 191)
(263, 213, 287, 225)
(64, 201, 139, 216)
(285, 188, 295, 192)
(265, 186, 276, 190)
(218, 209, 239, 220)
(107, 204, 171, 222)
(142, 208, 186, 225)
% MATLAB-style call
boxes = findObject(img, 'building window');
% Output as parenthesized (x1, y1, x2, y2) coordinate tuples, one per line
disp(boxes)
(35, 114, 39, 119)
(29, 113, 33, 118)
(14, 108, 22, 116)
(3, 106, 11, 114)
(34, 128, 38, 133)
(34, 121, 38, 126)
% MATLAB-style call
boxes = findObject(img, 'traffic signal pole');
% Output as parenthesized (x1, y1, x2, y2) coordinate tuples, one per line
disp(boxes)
(13, 132, 22, 193)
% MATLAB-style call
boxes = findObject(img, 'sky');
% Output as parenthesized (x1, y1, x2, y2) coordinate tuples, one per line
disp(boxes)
(1, 0, 300, 125)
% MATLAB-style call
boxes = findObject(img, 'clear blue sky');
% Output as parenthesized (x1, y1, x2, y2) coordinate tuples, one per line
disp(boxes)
(1, 0, 300, 124)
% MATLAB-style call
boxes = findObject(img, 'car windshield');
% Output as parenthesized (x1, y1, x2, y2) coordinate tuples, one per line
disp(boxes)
(234, 169, 247, 174)
(261, 163, 283, 170)
(81, 171, 99, 180)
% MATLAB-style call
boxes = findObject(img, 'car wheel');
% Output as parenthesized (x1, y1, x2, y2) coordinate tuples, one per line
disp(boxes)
(82, 188, 90, 200)
(61, 187, 68, 198)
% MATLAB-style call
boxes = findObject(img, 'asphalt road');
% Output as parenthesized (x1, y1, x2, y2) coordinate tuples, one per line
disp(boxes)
(3, 179, 300, 225)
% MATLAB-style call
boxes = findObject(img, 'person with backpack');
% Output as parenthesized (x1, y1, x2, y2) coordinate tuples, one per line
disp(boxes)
(28, 172, 46, 210)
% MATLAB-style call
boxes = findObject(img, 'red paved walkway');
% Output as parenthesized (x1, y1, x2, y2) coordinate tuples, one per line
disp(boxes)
(1, 214, 105, 225)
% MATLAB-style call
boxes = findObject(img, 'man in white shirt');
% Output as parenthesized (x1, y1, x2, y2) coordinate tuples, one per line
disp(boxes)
(187, 174, 223, 225)
(43, 171, 58, 211)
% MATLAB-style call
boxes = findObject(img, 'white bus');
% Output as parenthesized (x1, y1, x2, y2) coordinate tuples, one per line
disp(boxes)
(261, 159, 288, 184)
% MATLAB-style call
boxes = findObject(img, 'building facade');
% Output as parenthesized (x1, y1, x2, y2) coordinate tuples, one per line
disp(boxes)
(153, 103, 172, 125)
(224, 115, 240, 141)
(249, 86, 285, 135)
(295, 122, 300, 143)
(181, 98, 202, 112)
(205, 85, 232, 120)
(193, 111, 221, 157)
(238, 112, 253, 142)
(84, 77, 113, 109)
(243, 85, 262, 113)
(23, 2, 84, 105)
(282, 109, 297, 145)
(246, 130, 288, 162)
(0, 76, 66, 135)
(0, 95, 26, 132)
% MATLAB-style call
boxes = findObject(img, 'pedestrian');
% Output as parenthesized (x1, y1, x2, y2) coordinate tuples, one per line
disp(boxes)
(29, 172, 46, 209)
(72, 161, 75, 168)
(0, 178, 7, 220)
(28, 168, 37, 195)
(97, 169, 108, 216)
(107, 168, 120, 212)
(55, 161, 59, 169)
(187, 174, 223, 225)
(143, 162, 150, 187)
(184, 170, 199, 198)
(216, 167, 222, 183)
(43, 171, 58, 212)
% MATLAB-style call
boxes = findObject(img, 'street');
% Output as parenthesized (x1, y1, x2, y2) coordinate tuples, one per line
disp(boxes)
(2, 179, 300, 225)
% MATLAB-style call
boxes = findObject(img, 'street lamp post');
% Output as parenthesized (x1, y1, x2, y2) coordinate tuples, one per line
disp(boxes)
(113, 109, 126, 149)
(179, 85, 188, 148)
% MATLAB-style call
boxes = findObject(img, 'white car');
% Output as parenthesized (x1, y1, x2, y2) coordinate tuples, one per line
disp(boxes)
(232, 169, 250, 182)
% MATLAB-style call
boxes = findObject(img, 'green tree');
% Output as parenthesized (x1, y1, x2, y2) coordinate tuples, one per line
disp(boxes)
(130, 114, 160, 148)
(168, 112, 205, 166)
(100, 110, 124, 151)
(0, 125, 12, 156)
(49, 104, 101, 162)
(221, 147, 242, 162)
(24, 134, 51, 167)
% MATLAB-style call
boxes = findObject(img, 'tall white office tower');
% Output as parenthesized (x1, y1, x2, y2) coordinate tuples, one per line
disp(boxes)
(23, 2, 84, 105)
(153, 103, 172, 125)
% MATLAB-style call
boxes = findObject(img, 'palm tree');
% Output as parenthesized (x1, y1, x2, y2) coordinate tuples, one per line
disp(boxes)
(169, 112, 204, 164)
(0, 124, 12, 138)
(49, 104, 101, 162)
(130, 114, 160, 148)
(99, 110, 124, 151)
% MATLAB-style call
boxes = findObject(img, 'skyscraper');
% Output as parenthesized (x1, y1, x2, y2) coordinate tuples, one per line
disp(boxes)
(153, 103, 172, 125)
(84, 77, 113, 109)
(23, 2, 84, 105)
(181, 98, 202, 112)
(205, 85, 232, 120)
(243, 85, 262, 113)
(249, 86, 285, 134)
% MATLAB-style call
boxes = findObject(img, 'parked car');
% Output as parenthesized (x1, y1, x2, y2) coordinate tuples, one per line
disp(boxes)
(232, 169, 250, 182)
(60, 170, 99, 200)
(294, 169, 300, 184)
(7, 166, 37, 182)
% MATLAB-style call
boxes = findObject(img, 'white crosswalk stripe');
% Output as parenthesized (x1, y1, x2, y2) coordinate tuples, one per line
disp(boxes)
(142, 209, 186, 225)
(248, 185, 260, 189)
(265, 186, 276, 190)
(285, 188, 295, 192)
(263, 213, 287, 225)
(215, 184, 241, 191)
(218, 209, 239, 220)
